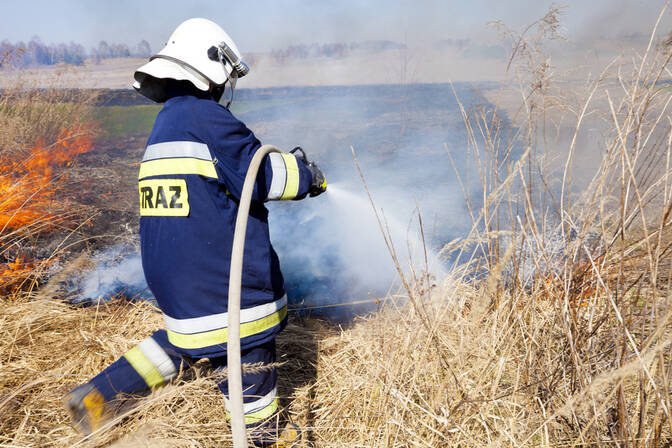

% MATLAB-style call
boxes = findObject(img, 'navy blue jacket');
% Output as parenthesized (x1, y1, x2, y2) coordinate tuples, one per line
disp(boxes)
(139, 94, 313, 357)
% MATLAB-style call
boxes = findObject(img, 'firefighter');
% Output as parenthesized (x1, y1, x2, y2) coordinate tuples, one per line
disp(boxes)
(64, 18, 326, 447)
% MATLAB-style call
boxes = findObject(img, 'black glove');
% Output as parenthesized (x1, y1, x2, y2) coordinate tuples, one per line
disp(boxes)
(306, 160, 327, 197)
(290, 147, 326, 197)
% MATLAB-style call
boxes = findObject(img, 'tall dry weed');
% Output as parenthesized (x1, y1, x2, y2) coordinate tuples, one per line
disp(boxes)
(429, 5, 672, 446)
(331, 5, 672, 446)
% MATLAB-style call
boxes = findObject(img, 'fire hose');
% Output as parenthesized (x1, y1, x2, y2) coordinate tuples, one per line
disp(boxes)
(227, 144, 281, 448)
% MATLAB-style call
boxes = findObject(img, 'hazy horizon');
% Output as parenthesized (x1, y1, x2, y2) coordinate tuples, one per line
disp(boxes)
(1, 1, 669, 55)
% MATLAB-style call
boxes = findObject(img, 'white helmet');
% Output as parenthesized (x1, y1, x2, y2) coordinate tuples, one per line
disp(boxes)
(133, 18, 249, 104)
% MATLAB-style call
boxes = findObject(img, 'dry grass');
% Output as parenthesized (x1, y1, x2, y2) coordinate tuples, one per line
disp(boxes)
(3, 7, 672, 448)
(0, 291, 332, 447)
(0, 268, 668, 447)
(0, 82, 96, 157)
(0, 74, 98, 294)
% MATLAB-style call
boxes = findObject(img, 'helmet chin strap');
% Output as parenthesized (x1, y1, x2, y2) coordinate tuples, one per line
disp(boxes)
(219, 73, 237, 109)
(206, 43, 246, 108)
(212, 43, 241, 109)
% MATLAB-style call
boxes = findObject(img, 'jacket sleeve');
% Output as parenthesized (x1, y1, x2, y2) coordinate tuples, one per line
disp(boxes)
(203, 104, 313, 202)
(262, 152, 314, 201)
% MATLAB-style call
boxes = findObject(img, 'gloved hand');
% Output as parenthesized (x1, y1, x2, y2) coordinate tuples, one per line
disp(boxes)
(290, 147, 326, 197)
(306, 160, 327, 197)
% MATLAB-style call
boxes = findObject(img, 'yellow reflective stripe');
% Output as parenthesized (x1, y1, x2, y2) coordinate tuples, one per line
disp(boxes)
(138, 158, 217, 180)
(163, 296, 287, 334)
(280, 154, 300, 200)
(123, 346, 165, 387)
(226, 398, 279, 425)
(244, 398, 278, 424)
(167, 306, 287, 350)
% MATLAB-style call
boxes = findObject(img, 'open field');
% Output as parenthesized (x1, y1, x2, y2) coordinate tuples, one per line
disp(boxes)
(0, 48, 511, 90)
(90, 94, 339, 139)
(0, 36, 625, 91)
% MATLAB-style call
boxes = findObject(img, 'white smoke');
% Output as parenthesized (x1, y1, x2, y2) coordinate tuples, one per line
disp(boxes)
(70, 83, 485, 318)
(73, 245, 150, 303)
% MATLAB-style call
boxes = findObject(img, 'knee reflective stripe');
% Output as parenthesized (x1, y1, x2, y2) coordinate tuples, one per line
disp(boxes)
(243, 398, 279, 425)
(167, 306, 287, 350)
(139, 141, 217, 180)
(164, 296, 287, 333)
(225, 400, 279, 425)
(266, 153, 300, 201)
(123, 337, 178, 388)
(164, 296, 287, 350)
(226, 388, 279, 425)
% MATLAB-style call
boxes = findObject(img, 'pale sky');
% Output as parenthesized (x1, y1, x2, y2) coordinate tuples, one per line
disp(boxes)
(0, 0, 668, 53)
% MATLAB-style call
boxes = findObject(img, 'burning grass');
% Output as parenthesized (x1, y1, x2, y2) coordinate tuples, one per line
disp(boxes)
(0, 124, 95, 230)
(0, 84, 98, 295)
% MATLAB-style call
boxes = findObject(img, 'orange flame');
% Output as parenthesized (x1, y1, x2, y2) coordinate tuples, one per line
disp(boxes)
(0, 124, 95, 231)
(0, 255, 56, 294)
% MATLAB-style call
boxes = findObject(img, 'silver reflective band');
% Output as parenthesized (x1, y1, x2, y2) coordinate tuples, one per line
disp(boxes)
(142, 141, 213, 162)
(225, 387, 277, 414)
(266, 153, 287, 201)
(138, 337, 178, 382)
(163, 295, 288, 334)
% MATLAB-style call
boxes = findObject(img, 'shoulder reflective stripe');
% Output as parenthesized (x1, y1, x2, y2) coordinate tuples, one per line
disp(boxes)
(142, 141, 212, 162)
(280, 154, 300, 200)
(138, 158, 218, 180)
(266, 153, 287, 201)
(226, 398, 279, 425)
(225, 387, 277, 414)
(138, 337, 177, 383)
(123, 345, 165, 388)
(167, 305, 287, 349)
(163, 296, 287, 334)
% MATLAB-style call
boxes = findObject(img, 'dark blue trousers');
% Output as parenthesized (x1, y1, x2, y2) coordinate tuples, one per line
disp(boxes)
(89, 330, 278, 428)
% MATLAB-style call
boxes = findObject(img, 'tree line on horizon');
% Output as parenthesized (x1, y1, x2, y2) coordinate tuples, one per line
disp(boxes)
(262, 40, 406, 64)
(0, 36, 152, 68)
(0, 37, 413, 70)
